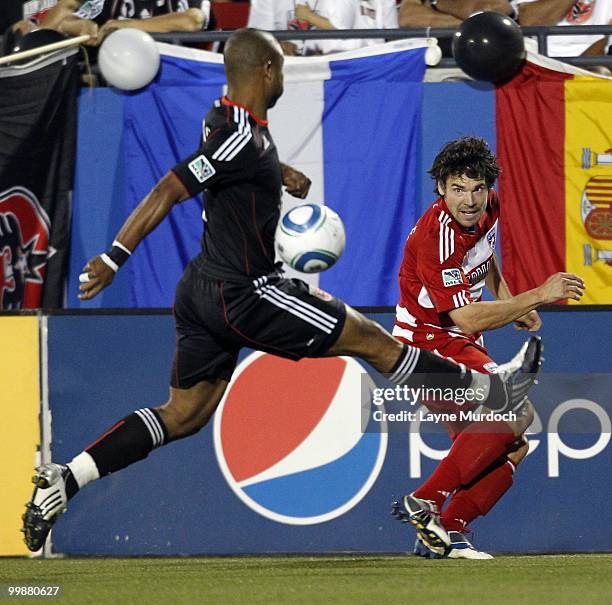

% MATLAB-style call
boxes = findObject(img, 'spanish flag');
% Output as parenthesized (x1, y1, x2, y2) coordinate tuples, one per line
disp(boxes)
(496, 57, 612, 304)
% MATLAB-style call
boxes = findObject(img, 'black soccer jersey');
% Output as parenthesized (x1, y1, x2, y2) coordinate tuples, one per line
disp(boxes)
(172, 97, 283, 282)
(75, 0, 213, 27)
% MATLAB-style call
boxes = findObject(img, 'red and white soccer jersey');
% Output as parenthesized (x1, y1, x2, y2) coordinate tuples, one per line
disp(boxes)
(393, 191, 501, 373)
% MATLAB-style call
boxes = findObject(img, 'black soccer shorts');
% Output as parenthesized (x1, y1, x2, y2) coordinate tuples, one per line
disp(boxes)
(171, 263, 347, 388)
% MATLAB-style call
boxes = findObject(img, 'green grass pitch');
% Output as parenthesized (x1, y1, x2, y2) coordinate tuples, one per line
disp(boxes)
(1, 554, 611, 604)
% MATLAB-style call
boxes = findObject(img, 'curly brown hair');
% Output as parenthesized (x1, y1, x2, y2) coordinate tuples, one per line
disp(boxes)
(428, 136, 501, 193)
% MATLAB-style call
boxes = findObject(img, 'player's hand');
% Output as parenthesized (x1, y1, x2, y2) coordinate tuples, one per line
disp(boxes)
(280, 41, 299, 56)
(295, 4, 314, 21)
(97, 19, 124, 42)
(514, 310, 541, 332)
(537, 272, 585, 304)
(281, 164, 311, 199)
(78, 19, 100, 46)
(11, 20, 35, 36)
(78, 256, 115, 300)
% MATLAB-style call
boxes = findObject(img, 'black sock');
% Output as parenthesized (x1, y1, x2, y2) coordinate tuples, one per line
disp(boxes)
(85, 408, 168, 477)
(64, 469, 79, 500)
(389, 344, 472, 389)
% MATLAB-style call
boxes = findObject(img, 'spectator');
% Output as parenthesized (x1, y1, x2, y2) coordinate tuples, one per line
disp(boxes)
(1, 1, 95, 55)
(512, 0, 612, 57)
(1, 1, 80, 36)
(78, 1, 214, 40)
(0, 0, 85, 35)
(295, 0, 399, 54)
(247, 0, 323, 56)
(399, 0, 516, 56)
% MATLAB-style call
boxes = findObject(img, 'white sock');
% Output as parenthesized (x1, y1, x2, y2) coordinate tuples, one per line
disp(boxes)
(67, 451, 100, 489)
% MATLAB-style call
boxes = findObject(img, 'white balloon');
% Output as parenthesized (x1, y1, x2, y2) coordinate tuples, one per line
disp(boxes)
(425, 43, 442, 67)
(99, 28, 160, 91)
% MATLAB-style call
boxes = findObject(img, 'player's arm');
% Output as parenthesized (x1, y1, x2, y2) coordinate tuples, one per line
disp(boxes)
(515, 0, 576, 26)
(399, 0, 466, 27)
(99, 8, 206, 38)
(485, 252, 541, 331)
(449, 272, 584, 334)
(38, 0, 81, 28)
(428, 0, 514, 20)
(79, 120, 259, 300)
(78, 172, 190, 300)
(280, 163, 311, 199)
(295, 4, 336, 29)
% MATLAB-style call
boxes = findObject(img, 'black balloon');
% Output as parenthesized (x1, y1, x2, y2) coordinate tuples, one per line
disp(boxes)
(452, 11, 526, 82)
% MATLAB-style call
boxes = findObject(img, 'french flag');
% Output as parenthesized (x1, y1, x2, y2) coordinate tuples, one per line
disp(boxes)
(122, 40, 433, 307)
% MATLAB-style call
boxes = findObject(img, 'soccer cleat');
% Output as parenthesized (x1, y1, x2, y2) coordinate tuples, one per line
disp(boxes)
(22, 463, 69, 552)
(446, 531, 494, 559)
(413, 530, 446, 557)
(414, 530, 494, 560)
(496, 336, 543, 412)
(392, 494, 451, 551)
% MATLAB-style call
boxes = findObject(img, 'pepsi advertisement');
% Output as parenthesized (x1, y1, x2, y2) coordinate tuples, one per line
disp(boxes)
(48, 311, 611, 555)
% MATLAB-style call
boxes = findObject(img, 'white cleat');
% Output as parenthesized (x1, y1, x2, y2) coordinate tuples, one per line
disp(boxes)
(22, 463, 68, 552)
(446, 531, 494, 559)
(414, 530, 494, 560)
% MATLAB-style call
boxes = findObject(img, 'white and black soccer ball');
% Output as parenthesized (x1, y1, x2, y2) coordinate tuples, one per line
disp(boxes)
(275, 203, 346, 273)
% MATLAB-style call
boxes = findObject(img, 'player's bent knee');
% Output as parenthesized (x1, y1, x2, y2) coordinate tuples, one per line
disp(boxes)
(157, 397, 210, 439)
(158, 379, 228, 440)
(331, 307, 398, 360)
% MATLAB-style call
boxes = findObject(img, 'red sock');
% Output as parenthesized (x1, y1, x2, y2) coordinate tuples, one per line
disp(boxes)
(441, 458, 515, 531)
(413, 422, 515, 511)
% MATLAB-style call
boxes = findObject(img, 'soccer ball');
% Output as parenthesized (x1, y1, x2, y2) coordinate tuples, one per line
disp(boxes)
(275, 203, 346, 273)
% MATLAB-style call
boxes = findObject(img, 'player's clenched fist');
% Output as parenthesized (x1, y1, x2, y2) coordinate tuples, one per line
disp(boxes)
(78, 256, 115, 300)
(281, 164, 311, 199)
(537, 272, 585, 304)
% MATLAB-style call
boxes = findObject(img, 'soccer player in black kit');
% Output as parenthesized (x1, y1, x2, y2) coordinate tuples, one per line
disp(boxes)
(23, 28, 542, 553)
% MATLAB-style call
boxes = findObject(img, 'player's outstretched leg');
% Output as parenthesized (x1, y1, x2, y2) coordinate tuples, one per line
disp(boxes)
(327, 306, 543, 414)
(22, 378, 228, 552)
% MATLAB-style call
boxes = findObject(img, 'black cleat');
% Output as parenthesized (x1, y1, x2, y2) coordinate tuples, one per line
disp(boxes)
(492, 336, 543, 412)
(22, 463, 68, 552)
(392, 494, 451, 551)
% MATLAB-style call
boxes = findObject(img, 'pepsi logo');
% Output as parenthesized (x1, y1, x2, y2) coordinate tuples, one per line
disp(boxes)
(213, 353, 387, 525)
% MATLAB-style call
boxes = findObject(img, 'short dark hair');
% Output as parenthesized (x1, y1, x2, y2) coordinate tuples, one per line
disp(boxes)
(428, 136, 500, 193)
(224, 28, 281, 80)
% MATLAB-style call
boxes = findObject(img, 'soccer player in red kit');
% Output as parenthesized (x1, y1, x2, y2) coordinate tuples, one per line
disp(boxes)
(391, 137, 585, 559)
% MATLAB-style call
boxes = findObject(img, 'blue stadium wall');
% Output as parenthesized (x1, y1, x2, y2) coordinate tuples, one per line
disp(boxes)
(48, 310, 611, 555)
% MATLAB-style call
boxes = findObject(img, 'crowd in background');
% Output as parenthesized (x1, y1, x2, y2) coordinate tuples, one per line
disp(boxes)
(0, 1, 611, 63)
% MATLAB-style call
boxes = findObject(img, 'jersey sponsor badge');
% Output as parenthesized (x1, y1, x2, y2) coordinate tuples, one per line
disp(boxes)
(188, 154, 216, 184)
(442, 268, 463, 287)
